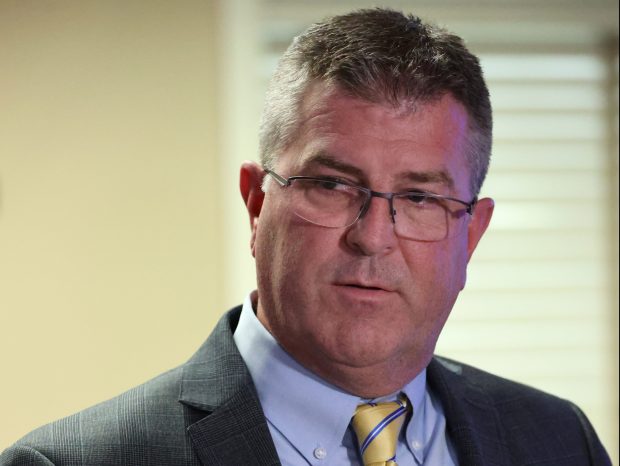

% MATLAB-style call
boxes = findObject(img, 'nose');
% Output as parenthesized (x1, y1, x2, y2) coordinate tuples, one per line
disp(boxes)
(344, 195, 397, 255)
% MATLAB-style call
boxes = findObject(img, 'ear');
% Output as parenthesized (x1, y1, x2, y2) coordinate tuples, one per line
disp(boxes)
(239, 161, 266, 258)
(466, 197, 494, 262)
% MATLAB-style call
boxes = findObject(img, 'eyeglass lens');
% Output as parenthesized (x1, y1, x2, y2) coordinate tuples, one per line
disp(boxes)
(288, 179, 462, 241)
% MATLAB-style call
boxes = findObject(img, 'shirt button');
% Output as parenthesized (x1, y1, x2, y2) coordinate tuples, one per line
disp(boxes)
(412, 440, 423, 450)
(313, 447, 327, 460)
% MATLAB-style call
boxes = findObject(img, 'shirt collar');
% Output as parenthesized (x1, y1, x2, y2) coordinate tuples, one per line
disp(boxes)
(234, 293, 428, 464)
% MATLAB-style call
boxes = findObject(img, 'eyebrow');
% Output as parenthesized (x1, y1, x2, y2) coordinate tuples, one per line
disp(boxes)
(400, 170, 454, 188)
(299, 152, 366, 179)
(299, 151, 455, 188)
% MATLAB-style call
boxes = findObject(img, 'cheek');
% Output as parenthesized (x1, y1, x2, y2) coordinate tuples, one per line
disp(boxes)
(439, 240, 469, 291)
(404, 238, 469, 298)
(255, 213, 330, 304)
(452, 234, 471, 290)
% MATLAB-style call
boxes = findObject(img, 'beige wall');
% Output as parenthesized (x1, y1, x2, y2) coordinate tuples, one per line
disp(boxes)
(0, 0, 228, 448)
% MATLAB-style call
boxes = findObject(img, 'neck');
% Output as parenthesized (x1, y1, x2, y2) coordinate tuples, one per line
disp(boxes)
(296, 351, 429, 398)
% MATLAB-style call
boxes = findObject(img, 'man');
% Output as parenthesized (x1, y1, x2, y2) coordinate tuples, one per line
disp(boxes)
(1, 8, 611, 466)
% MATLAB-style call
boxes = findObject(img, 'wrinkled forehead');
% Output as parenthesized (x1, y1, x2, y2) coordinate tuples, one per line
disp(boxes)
(274, 82, 473, 195)
(297, 80, 430, 126)
(297, 150, 456, 189)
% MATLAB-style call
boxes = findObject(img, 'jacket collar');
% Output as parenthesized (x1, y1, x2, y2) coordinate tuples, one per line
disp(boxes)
(177, 308, 509, 466)
(428, 357, 510, 466)
(179, 306, 281, 465)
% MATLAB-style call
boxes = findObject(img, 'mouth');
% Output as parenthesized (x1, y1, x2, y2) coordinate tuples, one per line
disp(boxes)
(334, 282, 395, 295)
(332, 283, 394, 304)
(343, 284, 387, 291)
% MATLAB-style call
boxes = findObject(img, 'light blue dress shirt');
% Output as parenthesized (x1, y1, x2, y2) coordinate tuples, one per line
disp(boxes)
(234, 294, 459, 466)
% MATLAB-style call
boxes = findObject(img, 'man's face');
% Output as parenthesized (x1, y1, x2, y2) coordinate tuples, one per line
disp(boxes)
(241, 84, 493, 396)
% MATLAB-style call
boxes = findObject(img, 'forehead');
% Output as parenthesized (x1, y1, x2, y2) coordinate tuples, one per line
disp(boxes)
(281, 83, 472, 193)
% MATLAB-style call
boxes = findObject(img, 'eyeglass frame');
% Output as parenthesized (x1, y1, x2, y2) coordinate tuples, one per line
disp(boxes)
(264, 168, 478, 231)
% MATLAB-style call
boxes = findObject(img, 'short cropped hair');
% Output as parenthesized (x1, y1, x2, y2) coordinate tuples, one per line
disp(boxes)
(259, 8, 492, 197)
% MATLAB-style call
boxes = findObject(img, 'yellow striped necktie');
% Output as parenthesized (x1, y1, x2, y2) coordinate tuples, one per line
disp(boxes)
(351, 397, 408, 466)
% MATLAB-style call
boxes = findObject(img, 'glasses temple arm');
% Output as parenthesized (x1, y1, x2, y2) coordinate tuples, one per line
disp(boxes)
(264, 169, 290, 187)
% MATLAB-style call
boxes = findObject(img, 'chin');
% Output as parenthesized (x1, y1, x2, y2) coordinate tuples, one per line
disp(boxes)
(327, 333, 409, 368)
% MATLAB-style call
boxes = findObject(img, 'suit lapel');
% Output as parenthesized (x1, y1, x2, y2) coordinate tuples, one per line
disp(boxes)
(178, 307, 281, 466)
(177, 310, 511, 466)
(186, 384, 280, 466)
(428, 357, 510, 466)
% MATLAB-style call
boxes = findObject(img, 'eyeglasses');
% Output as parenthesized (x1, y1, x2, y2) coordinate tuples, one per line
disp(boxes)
(265, 169, 477, 242)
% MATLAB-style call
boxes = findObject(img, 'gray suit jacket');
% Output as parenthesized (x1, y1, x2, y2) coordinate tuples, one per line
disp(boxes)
(1, 306, 611, 465)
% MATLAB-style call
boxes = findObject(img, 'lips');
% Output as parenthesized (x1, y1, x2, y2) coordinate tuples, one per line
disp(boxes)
(348, 284, 383, 290)
(332, 265, 399, 294)
(332, 282, 395, 304)
(334, 281, 395, 293)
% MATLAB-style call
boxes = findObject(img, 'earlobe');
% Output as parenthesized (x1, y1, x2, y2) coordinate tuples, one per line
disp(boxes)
(466, 197, 494, 261)
(240, 161, 266, 257)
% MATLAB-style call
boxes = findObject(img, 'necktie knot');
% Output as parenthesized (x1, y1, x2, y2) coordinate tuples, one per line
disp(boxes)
(351, 397, 409, 466)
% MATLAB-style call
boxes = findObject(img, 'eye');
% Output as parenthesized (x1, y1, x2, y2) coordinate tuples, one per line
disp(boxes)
(401, 191, 443, 209)
(295, 178, 347, 196)
(316, 179, 340, 190)
(404, 192, 429, 204)
(307, 177, 352, 191)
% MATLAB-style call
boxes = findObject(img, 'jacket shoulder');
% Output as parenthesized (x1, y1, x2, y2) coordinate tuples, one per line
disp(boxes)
(433, 356, 581, 412)
(0, 445, 54, 466)
(1, 366, 198, 466)
(430, 356, 612, 465)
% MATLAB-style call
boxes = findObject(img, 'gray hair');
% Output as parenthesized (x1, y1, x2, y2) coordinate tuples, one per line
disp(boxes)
(259, 8, 492, 197)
